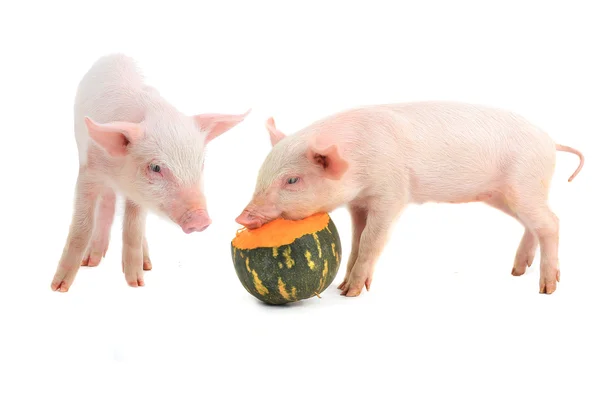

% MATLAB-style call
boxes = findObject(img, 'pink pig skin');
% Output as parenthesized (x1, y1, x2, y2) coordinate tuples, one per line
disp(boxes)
(51, 54, 249, 292)
(236, 102, 584, 297)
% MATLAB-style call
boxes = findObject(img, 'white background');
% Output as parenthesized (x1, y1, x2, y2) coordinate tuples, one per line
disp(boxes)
(1, 1, 599, 399)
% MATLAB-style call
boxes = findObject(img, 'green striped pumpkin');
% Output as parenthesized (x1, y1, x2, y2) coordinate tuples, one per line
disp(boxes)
(231, 213, 341, 305)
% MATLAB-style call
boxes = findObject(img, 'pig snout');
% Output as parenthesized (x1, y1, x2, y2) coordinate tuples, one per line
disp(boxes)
(235, 210, 264, 230)
(179, 209, 211, 234)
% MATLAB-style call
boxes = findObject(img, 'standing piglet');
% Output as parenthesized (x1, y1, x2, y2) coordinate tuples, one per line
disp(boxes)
(52, 54, 249, 292)
(236, 102, 584, 296)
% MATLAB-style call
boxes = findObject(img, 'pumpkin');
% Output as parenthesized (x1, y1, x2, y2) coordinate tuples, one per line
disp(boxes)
(231, 213, 342, 305)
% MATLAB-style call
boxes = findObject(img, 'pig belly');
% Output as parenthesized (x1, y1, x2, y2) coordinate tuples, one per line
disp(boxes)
(407, 166, 502, 205)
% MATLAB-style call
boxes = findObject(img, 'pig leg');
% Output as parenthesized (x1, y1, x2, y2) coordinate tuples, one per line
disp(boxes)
(341, 201, 405, 297)
(501, 178, 559, 293)
(143, 236, 152, 271)
(515, 204, 560, 294)
(51, 173, 100, 292)
(508, 153, 559, 293)
(122, 200, 147, 287)
(484, 195, 539, 276)
(338, 205, 367, 291)
(512, 230, 539, 276)
(81, 189, 116, 267)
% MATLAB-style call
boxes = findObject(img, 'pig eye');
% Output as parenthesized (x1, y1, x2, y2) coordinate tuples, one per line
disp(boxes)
(287, 177, 299, 184)
(149, 163, 161, 173)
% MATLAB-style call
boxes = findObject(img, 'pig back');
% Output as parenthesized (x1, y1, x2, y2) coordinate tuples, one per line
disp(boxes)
(381, 102, 555, 203)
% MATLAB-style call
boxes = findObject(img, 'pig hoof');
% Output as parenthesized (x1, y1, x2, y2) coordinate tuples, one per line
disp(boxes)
(340, 271, 373, 297)
(539, 270, 559, 294)
(125, 270, 145, 287)
(143, 258, 152, 271)
(127, 278, 145, 287)
(539, 282, 557, 294)
(82, 238, 109, 267)
(337, 280, 348, 291)
(340, 280, 365, 297)
(512, 252, 535, 276)
(51, 281, 70, 292)
(341, 286, 363, 297)
(81, 250, 104, 267)
(511, 256, 531, 276)
(51, 268, 77, 293)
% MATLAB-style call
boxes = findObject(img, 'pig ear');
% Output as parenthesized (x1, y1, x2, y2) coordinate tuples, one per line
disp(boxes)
(266, 117, 286, 146)
(194, 109, 251, 144)
(84, 117, 143, 157)
(307, 140, 349, 180)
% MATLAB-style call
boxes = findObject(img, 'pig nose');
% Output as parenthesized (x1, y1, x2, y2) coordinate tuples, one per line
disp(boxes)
(235, 211, 263, 230)
(179, 209, 211, 234)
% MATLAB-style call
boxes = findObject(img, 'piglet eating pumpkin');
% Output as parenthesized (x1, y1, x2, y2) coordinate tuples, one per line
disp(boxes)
(236, 102, 584, 297)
